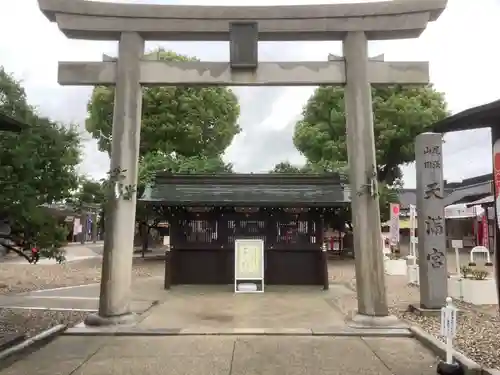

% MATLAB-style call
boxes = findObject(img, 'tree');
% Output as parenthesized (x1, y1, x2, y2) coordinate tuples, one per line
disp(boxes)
(66, 178, 107, 234)
(270, 161, 304, 174)
(73, 178, 106, 206)
(139, 152, 232, 187)
(270, 160, 348, 175)
(0, 67, 81, 261)
(293, 85, 448, 185)
(85, 49, 241, 159)
(292, 85, 448, 221)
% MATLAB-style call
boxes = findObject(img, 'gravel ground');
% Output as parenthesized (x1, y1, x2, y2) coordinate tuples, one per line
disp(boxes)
(397, 300, 500, 369)
(328, 257, 500, 370)
(0, 256, 165, 343)
(0, 257, 164, 295)
(0, 308, 89, 338)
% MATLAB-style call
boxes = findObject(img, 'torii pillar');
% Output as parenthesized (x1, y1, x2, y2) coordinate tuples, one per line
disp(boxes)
(38, 0, 447, 326)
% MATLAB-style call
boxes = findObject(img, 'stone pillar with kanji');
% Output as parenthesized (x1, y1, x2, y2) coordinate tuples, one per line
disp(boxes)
(416, 132, 447, 309)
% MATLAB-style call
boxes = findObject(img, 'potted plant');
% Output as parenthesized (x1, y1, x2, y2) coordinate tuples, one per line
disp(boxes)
(384, 252, 407, 276)
(447, 266, 498, 305)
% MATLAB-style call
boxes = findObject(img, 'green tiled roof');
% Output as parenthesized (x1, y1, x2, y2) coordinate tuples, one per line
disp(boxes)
(141, 173, 350, 207)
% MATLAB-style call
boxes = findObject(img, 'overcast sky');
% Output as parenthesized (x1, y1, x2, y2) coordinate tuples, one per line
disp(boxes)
(1, 0, 499, 187)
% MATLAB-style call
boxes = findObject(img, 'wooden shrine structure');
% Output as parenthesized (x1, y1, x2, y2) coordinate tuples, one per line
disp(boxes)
(140, 173, 350, 286)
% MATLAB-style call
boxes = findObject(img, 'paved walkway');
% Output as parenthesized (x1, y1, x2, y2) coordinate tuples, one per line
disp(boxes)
(0, 257, 464, 374)
(137, 284, 349, 330)
(0, 334, 439, 375)
(0, 277, 443, 375)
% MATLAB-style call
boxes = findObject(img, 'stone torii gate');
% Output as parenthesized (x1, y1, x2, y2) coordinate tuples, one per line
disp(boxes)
(38, 0, 447, 327)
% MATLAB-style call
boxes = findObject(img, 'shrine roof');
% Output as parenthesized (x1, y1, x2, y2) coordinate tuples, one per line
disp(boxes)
(140, 173, 350, 207)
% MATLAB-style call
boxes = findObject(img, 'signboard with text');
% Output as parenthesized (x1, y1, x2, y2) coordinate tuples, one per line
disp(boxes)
(234, 239, 264, 293)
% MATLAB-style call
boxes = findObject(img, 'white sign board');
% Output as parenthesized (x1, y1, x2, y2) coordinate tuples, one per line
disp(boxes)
(440, 297, 457, 365)
(440, 300, 457, 338)
(234, 239, 264, 293)
(451, 240, 463, 249)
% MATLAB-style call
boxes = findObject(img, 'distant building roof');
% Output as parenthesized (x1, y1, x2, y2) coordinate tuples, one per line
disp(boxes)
(465, 195, 494, 207)
(398, 182, 461, 210)
(443, 174, 492, 206)
(432, 99, 500, 133)
(398, 189, 417, 209)
(0, 113, 28, 133)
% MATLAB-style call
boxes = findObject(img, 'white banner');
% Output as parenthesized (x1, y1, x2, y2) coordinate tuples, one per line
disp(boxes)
(389, 203, 400, 246)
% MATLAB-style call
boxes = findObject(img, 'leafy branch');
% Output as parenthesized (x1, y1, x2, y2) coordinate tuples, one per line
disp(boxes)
(102, 167, 137, 201)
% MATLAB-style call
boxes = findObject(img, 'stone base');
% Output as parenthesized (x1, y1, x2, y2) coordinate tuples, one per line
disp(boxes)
(84, 312, 138, 327)
(408, 304, 441, 317)
(346, 312, 408, 330)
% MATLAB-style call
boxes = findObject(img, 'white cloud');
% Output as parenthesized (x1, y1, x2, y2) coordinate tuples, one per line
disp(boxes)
(0, 0, 498, 186)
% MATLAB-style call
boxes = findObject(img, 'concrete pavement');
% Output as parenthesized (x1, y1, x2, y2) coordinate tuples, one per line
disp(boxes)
(0, 275, 444, 374)
(137, 284, 349, 330)
(0, 334, 439, 375)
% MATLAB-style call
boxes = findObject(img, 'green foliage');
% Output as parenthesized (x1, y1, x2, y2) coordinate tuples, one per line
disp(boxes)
(67, 177, 106, 212)
(270, 160, 347, 175)
(85, 48, 241, 158)
(74, 178, 106, 206)
(470, 269, 489, 280)
(0, 66, 81, 261)
(293, 85, 448, 185)
(270, 161, 304, 174)
(460, 265, 472, 278)
(101, 167, 137, 201)
(139, 152, 232, 187)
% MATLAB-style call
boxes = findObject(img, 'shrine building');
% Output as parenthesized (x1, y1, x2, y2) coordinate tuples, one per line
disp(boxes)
(140, 173, 351, 286)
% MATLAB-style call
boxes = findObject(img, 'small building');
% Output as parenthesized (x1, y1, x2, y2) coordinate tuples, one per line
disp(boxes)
(140, 173, 350, 286)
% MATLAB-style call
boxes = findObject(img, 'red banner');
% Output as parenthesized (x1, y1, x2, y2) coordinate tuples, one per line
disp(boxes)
(494, 142, 500, 230)
(482, 214, 489, 248)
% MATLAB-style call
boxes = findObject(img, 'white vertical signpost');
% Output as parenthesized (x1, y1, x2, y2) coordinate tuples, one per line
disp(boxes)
(437, 297, 460, 375)
(407, 204, 420, 285)
(409, 204, 417, 257)
(234, 239, 265, 293)
(451, 239, 463, 275)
